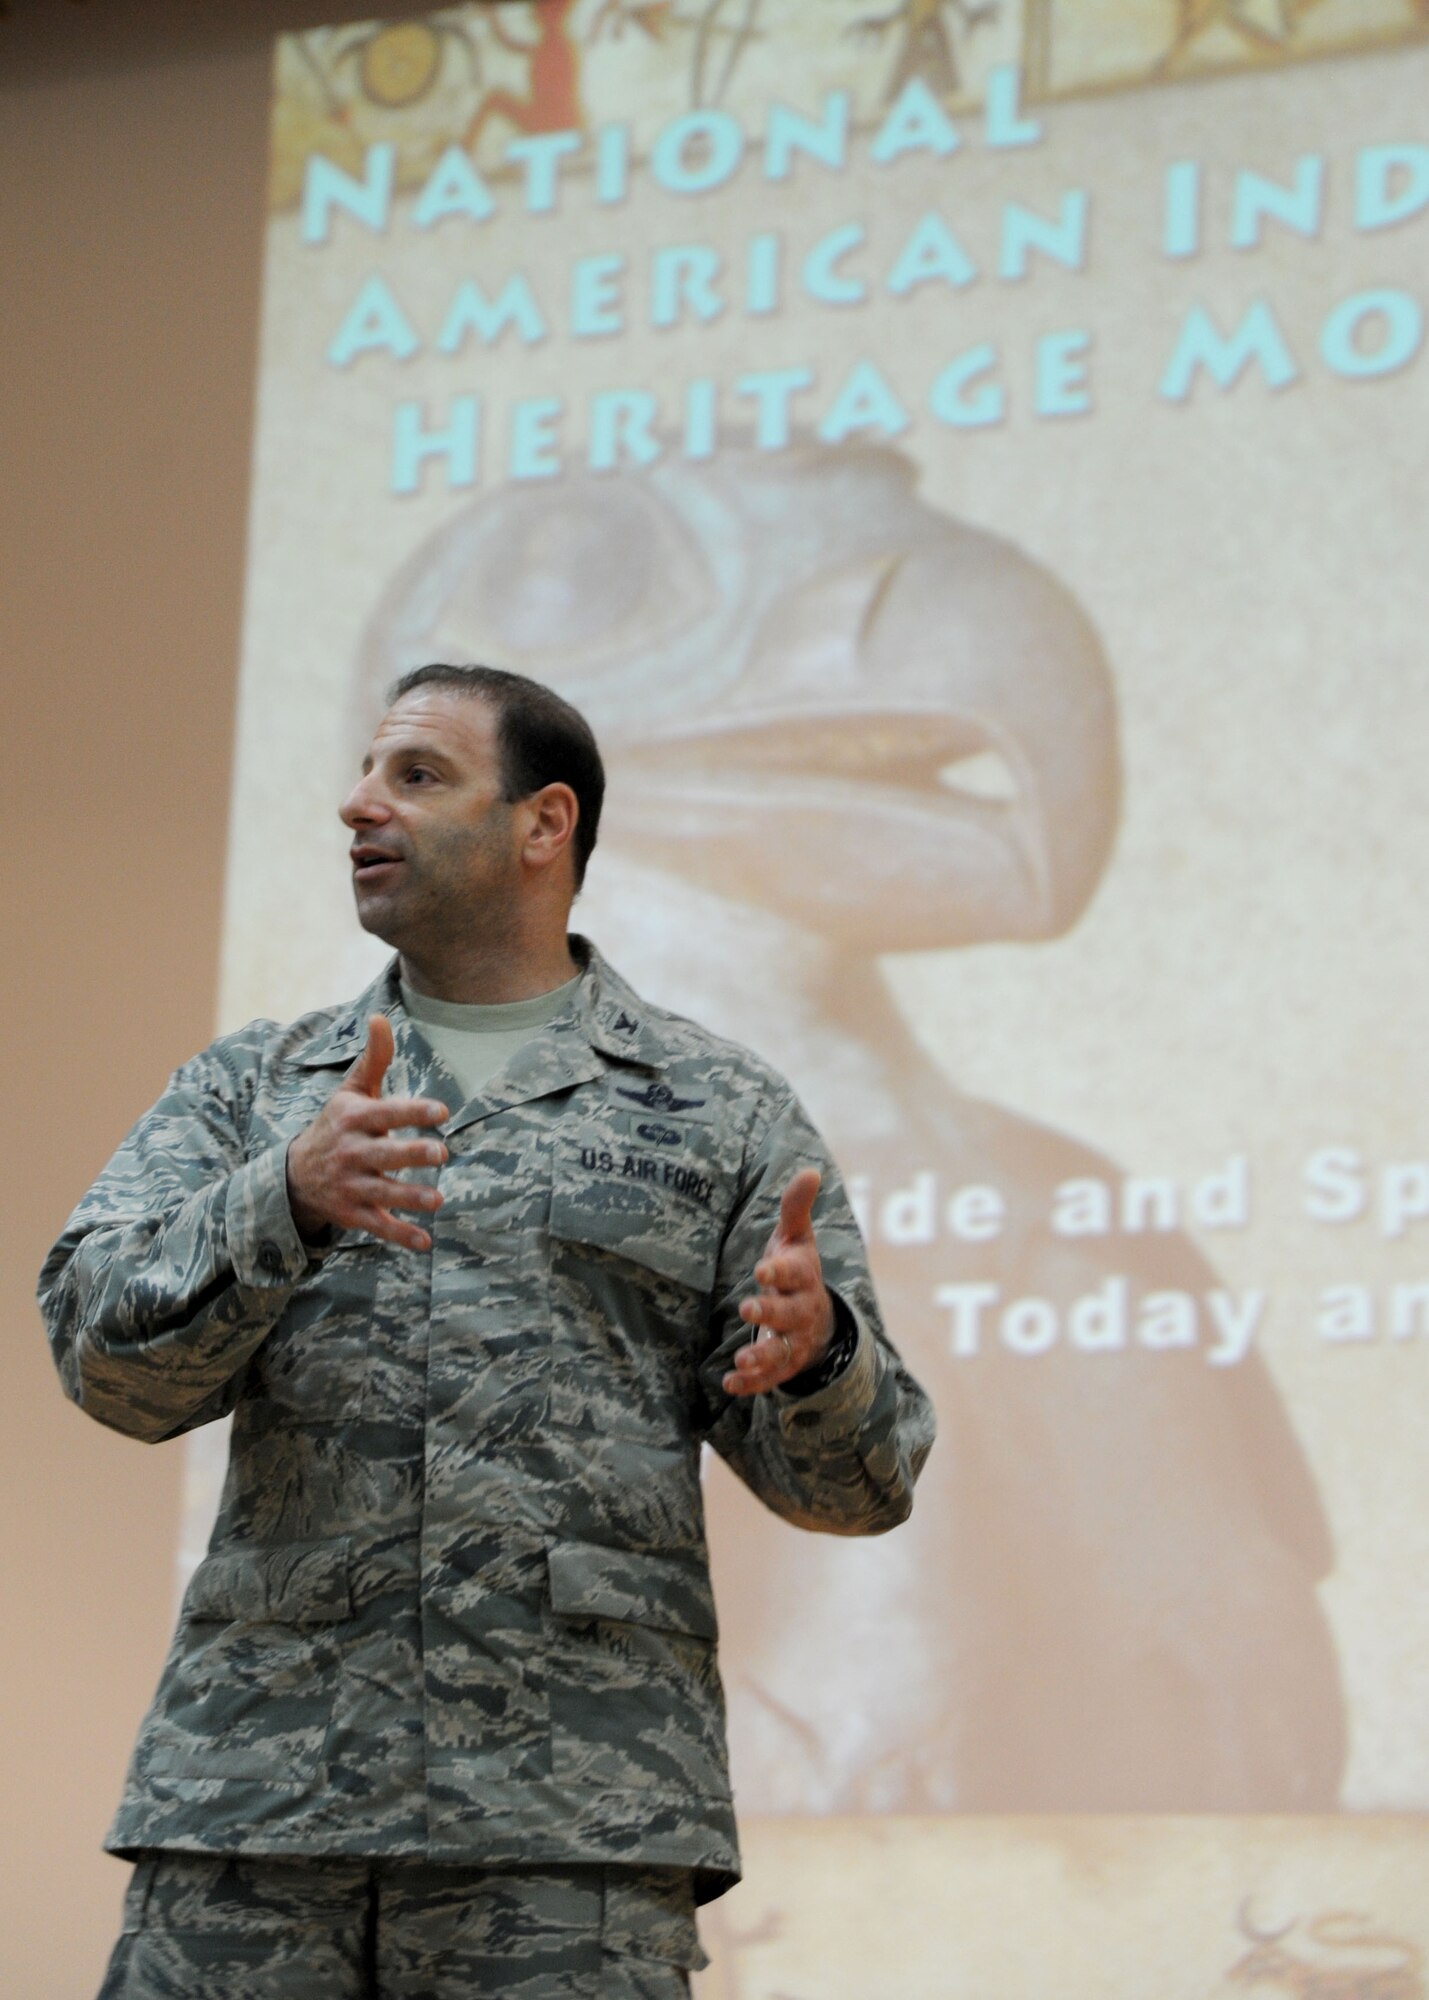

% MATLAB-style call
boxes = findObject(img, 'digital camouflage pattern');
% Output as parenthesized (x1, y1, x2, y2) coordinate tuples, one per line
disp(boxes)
(100, 1852, 705, 1999)
(40, 940, 934, 1900)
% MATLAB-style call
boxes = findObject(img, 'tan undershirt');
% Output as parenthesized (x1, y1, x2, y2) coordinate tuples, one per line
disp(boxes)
(397, 972, 581, 1104)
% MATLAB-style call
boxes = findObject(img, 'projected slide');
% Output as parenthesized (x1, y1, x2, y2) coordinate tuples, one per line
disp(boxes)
(196, 2, 1429, 1987)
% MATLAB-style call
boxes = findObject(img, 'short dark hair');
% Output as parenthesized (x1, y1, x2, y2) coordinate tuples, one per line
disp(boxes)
(385, 663, 604, 888)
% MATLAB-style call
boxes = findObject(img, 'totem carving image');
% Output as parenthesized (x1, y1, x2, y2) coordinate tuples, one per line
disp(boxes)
(352, 442, 1346, 1813)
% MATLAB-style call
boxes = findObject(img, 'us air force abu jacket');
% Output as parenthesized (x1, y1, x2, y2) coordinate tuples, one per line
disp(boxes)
(40, 941, 933, 1900)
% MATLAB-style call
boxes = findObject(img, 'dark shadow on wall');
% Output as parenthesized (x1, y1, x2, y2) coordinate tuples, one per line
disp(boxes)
(0, 0, 483, 87)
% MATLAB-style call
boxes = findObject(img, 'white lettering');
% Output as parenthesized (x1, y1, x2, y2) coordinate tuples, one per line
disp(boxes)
(1304, 1146, 1366, 1223)
(946, 1184, 1004, 1242)
(1122, 1175, 1177, 1233)
(1204, 1289, 1265, 1367)
(881, 1172, 937, 1247)
(1052, 1177, 1112, 1236)
(1317, 1284, 1374, 1342)
(1069, 1277, 1127, 1353)
(1381, 1161, 1429, 1239)
(936, 1282, 1000, 1357)
(1003, 1296, 1058, 1355)
(1138, 1290, 1197, 1350)
(1391, 1284, 1429, 1339)
(1192, 1155, 1250, 1230)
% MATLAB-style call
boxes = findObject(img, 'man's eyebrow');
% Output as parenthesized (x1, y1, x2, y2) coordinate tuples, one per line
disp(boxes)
(362, 740, 456, 774)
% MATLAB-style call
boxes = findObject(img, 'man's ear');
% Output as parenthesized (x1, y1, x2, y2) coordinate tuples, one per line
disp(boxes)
(522, 783, 579, 872)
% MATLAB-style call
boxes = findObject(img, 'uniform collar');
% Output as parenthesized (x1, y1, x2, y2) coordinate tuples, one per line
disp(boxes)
(574, 935, 667, 1071)
(294, 935, 665, 1086)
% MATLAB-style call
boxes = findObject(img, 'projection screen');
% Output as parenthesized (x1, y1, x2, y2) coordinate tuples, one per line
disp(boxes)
(190, 1, 1429, 1986)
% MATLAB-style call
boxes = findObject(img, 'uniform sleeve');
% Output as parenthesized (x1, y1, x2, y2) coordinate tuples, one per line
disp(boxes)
(700, 1081, 936, 1535)
(37, 1037, 321, 1444)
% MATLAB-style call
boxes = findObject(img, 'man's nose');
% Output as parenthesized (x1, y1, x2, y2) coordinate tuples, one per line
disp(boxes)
(339, 776, 391, 828)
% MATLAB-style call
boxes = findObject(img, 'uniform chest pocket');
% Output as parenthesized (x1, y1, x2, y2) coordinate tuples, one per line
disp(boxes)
(546, 1121, 727, 1441)
(250, 1235, 386, 1421)
(549, 1121, 725, 1298)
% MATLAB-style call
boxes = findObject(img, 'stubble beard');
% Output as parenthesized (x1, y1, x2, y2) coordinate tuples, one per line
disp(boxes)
(356, 821, 524, 971)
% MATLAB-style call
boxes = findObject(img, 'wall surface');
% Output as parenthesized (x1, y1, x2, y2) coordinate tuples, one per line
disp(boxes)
(0, 6, 433, 1993)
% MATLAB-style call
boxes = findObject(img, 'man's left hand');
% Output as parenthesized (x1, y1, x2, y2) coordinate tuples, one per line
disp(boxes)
(723, 1167, 835, 1397)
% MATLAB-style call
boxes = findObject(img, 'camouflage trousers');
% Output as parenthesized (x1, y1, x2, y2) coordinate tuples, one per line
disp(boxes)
(97, 1852, 706, 1999)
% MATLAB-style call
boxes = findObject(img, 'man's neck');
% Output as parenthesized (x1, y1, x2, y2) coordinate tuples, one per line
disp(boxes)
(397, 932, 579, 1006)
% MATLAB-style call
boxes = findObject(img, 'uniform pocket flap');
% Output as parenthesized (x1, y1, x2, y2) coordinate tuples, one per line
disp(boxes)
(550, 1125, 723, 1296)
(184, 1537, 354, 1626)
(546, 1540, 718, 1641)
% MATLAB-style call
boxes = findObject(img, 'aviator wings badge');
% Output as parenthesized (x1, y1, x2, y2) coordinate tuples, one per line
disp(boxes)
(616, 1081, 707, 1113)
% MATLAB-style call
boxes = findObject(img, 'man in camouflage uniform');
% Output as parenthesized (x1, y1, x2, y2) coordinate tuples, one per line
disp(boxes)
(41, 665, 935, 1998)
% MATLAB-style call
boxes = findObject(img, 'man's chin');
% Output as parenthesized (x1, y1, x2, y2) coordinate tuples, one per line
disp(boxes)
(352, 890, 406, 946)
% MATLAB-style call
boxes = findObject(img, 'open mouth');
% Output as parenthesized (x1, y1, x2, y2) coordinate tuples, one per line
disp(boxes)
(352, 852, 403, 879)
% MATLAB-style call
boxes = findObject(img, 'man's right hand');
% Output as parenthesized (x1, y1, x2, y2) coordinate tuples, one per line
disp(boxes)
(285, 1014, 449, 1252)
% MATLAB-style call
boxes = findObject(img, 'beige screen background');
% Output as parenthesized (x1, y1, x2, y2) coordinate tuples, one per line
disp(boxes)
(203, 0, 1429, 1987)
